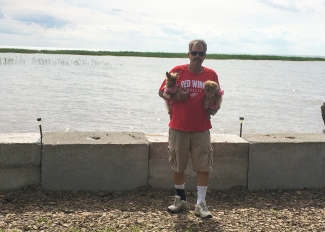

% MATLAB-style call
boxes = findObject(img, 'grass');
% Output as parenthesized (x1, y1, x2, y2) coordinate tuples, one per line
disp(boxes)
(1, 48, 324, 61)
(36, 217, 48, 223)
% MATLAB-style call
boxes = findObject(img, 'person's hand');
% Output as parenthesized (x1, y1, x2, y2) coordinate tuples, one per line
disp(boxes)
(177, 88, 190, 101)
(209, 106, 220, 116)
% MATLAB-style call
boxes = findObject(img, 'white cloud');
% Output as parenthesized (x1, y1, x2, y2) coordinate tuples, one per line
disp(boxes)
(12, 13, 69, 28)
(259, 0, 325, 12)
(0, 0, 324, 56)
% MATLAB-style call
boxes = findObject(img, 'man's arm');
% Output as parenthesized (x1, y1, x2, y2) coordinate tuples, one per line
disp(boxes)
(158, 90, 166, 99)
(158, 89, 190, 101)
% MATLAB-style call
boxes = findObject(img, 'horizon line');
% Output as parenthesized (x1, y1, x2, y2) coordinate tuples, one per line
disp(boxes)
(0, 46, 324, 59)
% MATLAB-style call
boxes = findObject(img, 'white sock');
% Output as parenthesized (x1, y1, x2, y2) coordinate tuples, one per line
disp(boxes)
(197, 186, 208, 205)
(175, 183, 185, 189)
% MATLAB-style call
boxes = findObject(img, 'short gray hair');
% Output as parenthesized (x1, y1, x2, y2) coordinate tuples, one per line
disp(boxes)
(188, 39, 207, 53)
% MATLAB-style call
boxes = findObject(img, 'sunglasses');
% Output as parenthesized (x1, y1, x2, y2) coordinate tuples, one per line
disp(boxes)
(190, 51, 206, 56)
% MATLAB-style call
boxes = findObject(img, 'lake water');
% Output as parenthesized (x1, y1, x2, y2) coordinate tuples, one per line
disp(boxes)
(0, 53, 324, 135)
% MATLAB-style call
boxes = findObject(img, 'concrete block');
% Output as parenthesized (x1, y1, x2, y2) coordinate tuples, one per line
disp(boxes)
(0, 133, 40, 165)
(0, 168, 40, 190)
(146, 133, 249, 190)
(244, 133, 325, 190)
(146, 133, 174, 189)
(0, 133, 40, 190)
(210, 134, 249, 190)
(42, 132, 149, 191)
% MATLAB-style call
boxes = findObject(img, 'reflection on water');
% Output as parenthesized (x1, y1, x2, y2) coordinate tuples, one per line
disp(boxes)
(1, 53, 324, 135)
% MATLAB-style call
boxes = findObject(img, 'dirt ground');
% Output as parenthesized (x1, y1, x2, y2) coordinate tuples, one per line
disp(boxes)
(1, 185, 325, 232)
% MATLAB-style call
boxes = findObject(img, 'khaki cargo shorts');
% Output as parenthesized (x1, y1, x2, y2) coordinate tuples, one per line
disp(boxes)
(168, 128, 213, 173)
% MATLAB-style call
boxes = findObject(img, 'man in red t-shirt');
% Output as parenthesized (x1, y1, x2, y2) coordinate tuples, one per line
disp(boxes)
(158, 39, 222, 218)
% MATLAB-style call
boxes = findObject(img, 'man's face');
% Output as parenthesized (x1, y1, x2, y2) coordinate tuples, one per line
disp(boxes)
(188, 43, 206, 66)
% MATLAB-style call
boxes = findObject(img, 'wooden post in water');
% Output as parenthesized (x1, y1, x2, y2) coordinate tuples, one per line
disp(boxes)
(321, 102, 325, 125)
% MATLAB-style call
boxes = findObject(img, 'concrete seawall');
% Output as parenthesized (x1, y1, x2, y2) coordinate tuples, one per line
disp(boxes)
(244, 133, 325, 190)
(0, 133, 40, 190)
(1, 132, 324, 191)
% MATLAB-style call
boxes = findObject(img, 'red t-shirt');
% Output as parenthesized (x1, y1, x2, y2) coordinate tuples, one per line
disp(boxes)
(159, 64, 221, 132)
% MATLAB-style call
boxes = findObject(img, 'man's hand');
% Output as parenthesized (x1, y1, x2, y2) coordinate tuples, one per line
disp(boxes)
(208, 106, 220, 116)
(177, 88, 190, 101)
(158, 88, 190, 101)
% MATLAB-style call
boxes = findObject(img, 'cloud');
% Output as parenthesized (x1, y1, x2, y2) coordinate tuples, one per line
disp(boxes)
(107, 8, 122, 15)
(0, 27, 21, 35)
(258, 0, 320, 12)
(12, 13, 69, 28)
(259, 0, 301, 12)
(0, 0, 324, 56)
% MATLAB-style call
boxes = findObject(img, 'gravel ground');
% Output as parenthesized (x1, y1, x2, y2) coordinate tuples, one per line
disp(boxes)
(1, 185, 325, 232)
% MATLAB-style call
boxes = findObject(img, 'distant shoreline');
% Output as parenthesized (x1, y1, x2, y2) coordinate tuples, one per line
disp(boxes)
(1, 48, 324, 61)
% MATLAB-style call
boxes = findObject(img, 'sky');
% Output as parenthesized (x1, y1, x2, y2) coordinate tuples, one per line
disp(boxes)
(0, 0, 324, 56)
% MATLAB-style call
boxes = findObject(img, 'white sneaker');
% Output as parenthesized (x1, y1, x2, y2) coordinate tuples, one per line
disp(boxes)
(167, 195, 188, 213)
(194, 201, 212, 218)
